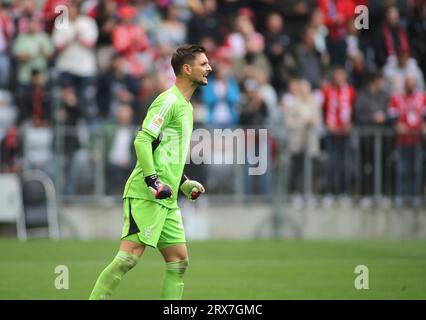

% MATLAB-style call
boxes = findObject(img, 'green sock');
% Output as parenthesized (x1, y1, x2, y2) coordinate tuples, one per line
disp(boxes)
(89, 251, 139, 300)
(160, 260, 189, 300)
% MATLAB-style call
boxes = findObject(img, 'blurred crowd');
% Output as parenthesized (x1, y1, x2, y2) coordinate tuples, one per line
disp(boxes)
(0, 0, 425, 205)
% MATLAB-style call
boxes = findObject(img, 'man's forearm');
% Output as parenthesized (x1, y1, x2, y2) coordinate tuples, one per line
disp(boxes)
(134, 130, 156, 177)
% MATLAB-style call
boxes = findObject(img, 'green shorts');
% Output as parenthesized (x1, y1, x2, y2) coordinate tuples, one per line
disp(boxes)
(121, 197, 186, 249)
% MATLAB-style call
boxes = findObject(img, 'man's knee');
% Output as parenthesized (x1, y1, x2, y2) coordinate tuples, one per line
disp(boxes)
(115, 251, 139, 273)
(166, 259, 189, 276)
(120, 238, 145, 257)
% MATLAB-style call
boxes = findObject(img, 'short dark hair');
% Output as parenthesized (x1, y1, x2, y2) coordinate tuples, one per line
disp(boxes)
(367, 71, 382, 82)
(171, 44, 206, 76)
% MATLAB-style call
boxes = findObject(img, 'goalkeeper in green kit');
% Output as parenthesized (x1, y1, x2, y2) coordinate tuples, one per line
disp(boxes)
(89, 45, 212, 300)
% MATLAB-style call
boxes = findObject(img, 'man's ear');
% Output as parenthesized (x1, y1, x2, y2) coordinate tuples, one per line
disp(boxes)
(182, 64, 191, 75)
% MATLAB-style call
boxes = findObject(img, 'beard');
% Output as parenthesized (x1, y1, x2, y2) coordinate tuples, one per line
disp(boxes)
(191, 74, 209, 86)
(193, 78, 208, 86)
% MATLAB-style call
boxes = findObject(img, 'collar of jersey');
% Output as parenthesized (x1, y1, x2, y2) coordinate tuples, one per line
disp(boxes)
(171, 85, 189, 104)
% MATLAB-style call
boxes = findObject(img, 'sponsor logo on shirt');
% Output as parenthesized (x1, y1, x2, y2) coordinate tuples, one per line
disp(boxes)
(148, 115, 164, 133)
(147, 93, 177, 134)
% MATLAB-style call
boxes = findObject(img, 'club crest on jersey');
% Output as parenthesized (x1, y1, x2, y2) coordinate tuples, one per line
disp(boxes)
(148, 115, 164, 133)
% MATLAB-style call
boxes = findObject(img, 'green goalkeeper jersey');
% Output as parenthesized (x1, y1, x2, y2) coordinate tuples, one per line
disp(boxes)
(123, 85, 193, 209)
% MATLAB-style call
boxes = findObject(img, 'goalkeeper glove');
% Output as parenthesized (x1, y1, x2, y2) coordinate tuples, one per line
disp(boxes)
(180, 175, 205, 201)
(144, 174, 173, 199)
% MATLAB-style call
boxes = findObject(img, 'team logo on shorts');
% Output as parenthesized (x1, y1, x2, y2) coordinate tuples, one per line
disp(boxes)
(175, 211, 184, 229)
(144, 226, 153, 239)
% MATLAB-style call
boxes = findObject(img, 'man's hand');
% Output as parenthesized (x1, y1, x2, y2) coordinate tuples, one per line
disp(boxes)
(373, 111, 386, 124)
(144, 174, 173, 199)
(180, 177, 205, 201)
(396, 122, 408, 134)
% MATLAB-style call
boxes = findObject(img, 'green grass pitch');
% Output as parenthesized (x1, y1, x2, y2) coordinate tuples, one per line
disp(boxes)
(0, 239, 425, 299)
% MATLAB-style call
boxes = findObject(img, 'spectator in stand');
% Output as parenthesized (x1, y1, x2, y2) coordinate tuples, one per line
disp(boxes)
(383, 48, 425, 95)
(345, 15, 373, 83)
(14, 0, 44, 34)
(308, 8, 328, 57)
(291, 26, 325, 90)
(134, 0, 162, 45)
(52, 1, 99, 119)
(283, 78, 322, 194)
(158, 0, 196, 24)
(0, 125, 21, 173)
(239, 79, 270, 128)
(137, 73, 162, 125)
(0, 89, 16, 144)
(58, 85, 83, 160)
(280, 77, 299, 122)
(0, 1, 14, 88)
(354, 72, 389, 196)
(13, 16, 53, 87)
(225, 7, 263, 60)
(347, 50, 368, 90)
(253, 65, 280, 185)
(216, 0, 247, 31)
(408, 2, 426, 83)
(95, 0, 117, 72)
(153, 43, 176, 90)
(199, 35, 219, 65)
(112, 4, 150, 79)
(239, 77, 271, 195)
(201, 59, 240, 127)
(246, 0, 281, 34)
(21, 114, 55, 178)
(368, 0, 409, 31)
(263, 11, 291, 91)
(345, 16, 369, 62)
(155, 5, 187, 48)
(254, 68, 279, 128)
(276, 0, 315, 44)
(102, 103, 136, 195)
(58, 85, 93, 195)
(346, 3, 376, 72)
(96, 53, 139, 120)
(374, 5, 411, 68)
(187, 0, 223, 45)
(318, 0, 355, 66)
(233, 28, 271, 84)
(0, 90, 18, 173)
(389, 75, 426, 208)
(43, 0, 69, 34)
(16, 70, 51, 126)
(322, 67, 356, 197)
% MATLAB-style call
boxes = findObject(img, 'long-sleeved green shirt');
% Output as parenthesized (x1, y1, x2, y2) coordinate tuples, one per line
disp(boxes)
(123, 85, 193, 209)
